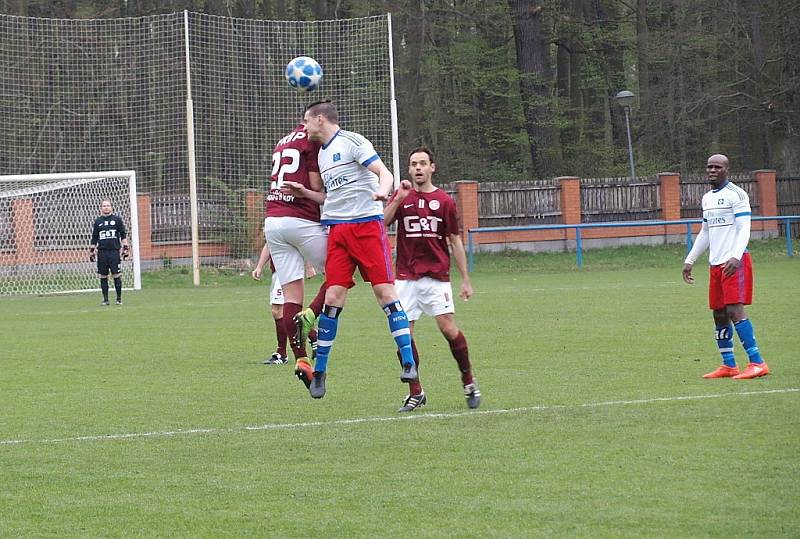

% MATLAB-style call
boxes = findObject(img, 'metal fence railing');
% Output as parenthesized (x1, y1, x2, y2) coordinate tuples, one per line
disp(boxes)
(467, 216, 800, 270)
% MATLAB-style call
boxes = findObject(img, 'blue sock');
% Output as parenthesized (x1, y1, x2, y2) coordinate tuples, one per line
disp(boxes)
(734, 319, 764, 364)
(715, 324, 736, 367)
(384, 301, 414, 367)
(314, 312, 339, 373)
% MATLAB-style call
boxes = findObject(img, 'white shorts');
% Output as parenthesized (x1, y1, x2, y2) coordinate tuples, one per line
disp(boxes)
(395, 277, 455, 322)
(270, 273, 284, 305)
(265, 217, 327, 285)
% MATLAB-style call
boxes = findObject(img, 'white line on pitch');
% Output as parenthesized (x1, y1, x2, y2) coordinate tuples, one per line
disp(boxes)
(1, 388, 796, 446)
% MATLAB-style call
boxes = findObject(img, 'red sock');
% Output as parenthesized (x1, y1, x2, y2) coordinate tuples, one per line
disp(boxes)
(398, 339, 422, 395)
(281, 302, 305, 359)
(448, 331, 473, 385)
(274, 317, 287, 356)
(309, 282, 327, 317)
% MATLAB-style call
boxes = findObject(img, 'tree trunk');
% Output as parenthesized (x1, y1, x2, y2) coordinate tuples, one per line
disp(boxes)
(398, 0, 425, 147)
(508, 0, 551, 178)
(636, 0, 649, 158)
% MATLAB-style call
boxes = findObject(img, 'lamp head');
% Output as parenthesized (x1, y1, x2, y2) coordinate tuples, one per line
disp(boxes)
(615, 90, 635, 108)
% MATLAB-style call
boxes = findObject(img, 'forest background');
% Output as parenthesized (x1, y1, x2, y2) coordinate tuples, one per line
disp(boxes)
(2, 0, 798, 181)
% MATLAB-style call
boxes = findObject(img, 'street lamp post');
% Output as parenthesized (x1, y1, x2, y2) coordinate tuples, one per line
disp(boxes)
(615, 90, 637, 180)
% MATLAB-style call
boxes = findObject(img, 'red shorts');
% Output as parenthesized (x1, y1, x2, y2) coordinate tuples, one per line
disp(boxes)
(325, 219, 394, 288)
(708, 252, 753, 310)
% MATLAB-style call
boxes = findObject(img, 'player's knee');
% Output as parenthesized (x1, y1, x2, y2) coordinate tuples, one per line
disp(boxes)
(324, 285, 347, 306)
(436, 315, 459, 339)
(727, 304, 746, 323)
(371, 284, 397, 306)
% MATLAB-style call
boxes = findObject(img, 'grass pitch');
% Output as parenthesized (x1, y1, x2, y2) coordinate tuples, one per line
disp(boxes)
(1, 240, 798, 537)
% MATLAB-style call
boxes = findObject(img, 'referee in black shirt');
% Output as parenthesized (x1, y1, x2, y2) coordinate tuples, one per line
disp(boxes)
(90, 199, 129, 305)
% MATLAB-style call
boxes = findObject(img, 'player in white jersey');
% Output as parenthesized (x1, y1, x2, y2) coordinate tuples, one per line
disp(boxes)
(683, 154, 769, 379)
(300, 100, 417, 401)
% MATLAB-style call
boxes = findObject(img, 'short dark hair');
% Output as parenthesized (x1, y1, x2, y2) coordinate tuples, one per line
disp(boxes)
(408, 146, 434, 163)
(304, 99, 338, 123)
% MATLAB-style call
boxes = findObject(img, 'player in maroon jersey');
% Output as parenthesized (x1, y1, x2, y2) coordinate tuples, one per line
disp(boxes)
(384, 147, 481, 411)
(252, 239, 288, 364)
(261, 121, 329, 385)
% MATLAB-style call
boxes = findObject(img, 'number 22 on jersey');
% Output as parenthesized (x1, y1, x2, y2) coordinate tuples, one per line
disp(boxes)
(270, 148, 300, 190)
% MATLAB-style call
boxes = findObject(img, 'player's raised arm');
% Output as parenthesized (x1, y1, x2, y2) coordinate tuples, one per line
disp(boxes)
(383, 180, 412, 223)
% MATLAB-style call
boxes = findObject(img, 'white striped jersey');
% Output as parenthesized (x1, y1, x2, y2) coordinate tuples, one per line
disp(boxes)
(318, 129, 384, 224)
(699, 181, 751, 265)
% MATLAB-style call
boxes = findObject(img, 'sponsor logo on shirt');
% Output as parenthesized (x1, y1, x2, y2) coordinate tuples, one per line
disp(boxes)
(323, 171, 354, 190)
(403, 215, 444, 238)
(333, 153, 341, 162)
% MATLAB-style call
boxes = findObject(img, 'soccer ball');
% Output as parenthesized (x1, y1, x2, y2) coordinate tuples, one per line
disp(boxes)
(285, 56, 323, 92)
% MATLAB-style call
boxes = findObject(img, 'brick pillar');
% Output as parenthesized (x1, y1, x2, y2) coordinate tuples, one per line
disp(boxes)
(754, 169, 778, 233)
(137, 193, 152, 261)
(246, 190, 265, 251)
(658, 172, 684, 237)
(558, 176, 581, 239)
(12, 198, 35, 264)
(658, 173, 681, 220)
(454, 181, 479, 242)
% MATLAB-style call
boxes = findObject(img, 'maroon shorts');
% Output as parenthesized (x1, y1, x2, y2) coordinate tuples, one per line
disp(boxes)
(325, 219, 394, 288)
(708, 252, 753, 310)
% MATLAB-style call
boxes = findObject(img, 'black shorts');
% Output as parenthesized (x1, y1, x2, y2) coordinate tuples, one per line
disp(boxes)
(97, 249, 121, 276)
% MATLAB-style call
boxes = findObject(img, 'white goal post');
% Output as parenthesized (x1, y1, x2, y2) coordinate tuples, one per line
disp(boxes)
(0, 171, 141, 296)
(0, 12, 397, 285)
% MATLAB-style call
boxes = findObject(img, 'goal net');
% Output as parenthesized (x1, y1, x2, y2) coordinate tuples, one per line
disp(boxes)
(0, 12, 395, 277)
(0, 171, 141, 296)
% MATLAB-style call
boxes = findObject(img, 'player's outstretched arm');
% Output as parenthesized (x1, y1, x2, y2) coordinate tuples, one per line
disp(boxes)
(281, 180, 326, 205)
(449, 233, 473, 301)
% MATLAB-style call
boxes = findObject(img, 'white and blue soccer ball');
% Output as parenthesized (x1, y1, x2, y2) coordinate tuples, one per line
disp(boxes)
(285, 56, 323, 92)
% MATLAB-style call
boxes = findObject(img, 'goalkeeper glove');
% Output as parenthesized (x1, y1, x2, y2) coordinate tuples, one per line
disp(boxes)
(89, 247, 96, 262)
(121, 245, 130, 260)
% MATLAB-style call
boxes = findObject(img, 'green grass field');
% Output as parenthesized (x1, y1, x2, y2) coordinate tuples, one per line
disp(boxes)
(2, 240, 799, 537)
